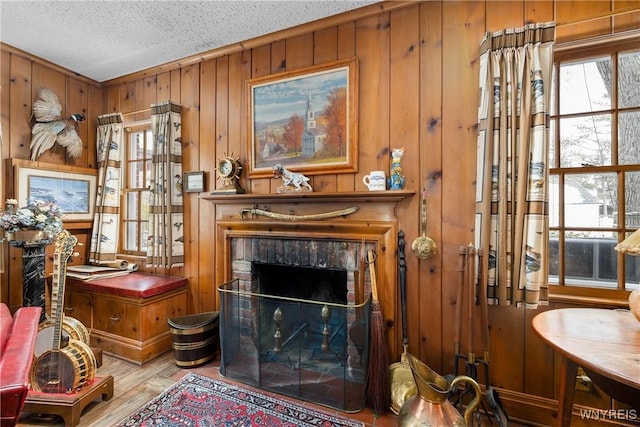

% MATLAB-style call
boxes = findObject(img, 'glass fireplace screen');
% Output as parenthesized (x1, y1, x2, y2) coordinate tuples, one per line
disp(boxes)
(218, 278, 371, 412)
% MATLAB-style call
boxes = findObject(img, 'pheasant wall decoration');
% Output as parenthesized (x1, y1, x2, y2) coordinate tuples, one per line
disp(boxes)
(30, 87, 85, 160)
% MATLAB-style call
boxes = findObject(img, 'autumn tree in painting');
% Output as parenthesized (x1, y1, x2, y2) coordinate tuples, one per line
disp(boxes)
(282, 114, 304, 156)
(323, 87, 347, 157)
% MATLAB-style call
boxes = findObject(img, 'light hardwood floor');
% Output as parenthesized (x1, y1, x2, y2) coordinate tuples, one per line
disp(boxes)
(18, 351, 183, 427)
(18, 351, 528, 427)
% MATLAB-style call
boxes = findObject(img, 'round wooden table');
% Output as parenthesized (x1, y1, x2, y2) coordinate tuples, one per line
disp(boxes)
(532, 308, 640, 426)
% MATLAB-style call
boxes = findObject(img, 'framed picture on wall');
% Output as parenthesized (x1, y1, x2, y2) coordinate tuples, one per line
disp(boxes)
(246, 57, 358, 178)
(13, 159, 98, 222)
(183, 171, 205, 193)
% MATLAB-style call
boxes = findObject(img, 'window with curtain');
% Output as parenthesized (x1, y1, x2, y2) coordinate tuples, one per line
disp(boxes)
(121, 124, 152, 256)
(549, 38, 640, 299)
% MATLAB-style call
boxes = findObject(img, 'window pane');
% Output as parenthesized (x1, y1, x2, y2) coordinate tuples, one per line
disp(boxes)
(129, 160, 145, 188)
(625, 172, 640, 226)
(618, 50, 640, 108)
(549, 175, 559, 227)
(626, 252, 640, 289)
(559, 114, 611, 167)
(146, 130, 154, 157)
(129, 131, 144, 161)
(126, 192, 138, 220)
(549, 233, 618, 288)
(550, 66, 558, 116)
(141, 190, 150, 220)
(145, 160, 152, 188)
(559, 57, 611, 115)
(619, 111, 640, 165)
(127, 163, 135, 187)
(141, 222, 149, 252)
(549, 119, 557, 167)
(563, 173, 616, 228)
(548, 230, 560, 284)
(125, 222, 138, 251)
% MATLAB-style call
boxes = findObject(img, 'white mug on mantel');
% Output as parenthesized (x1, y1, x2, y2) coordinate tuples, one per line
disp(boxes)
(363, 170, 386, 191)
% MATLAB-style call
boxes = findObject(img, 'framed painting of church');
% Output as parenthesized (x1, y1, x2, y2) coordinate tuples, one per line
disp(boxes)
(246, 57, 358, 178)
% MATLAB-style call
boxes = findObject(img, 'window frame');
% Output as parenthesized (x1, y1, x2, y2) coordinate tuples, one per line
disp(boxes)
(549, 37, 640, 301)
(120, 122, 152, 257)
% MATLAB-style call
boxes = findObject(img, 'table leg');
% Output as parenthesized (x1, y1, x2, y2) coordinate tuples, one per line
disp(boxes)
(557, 356, 578, 427)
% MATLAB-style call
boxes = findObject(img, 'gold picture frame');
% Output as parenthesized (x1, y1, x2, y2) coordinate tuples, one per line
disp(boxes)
(12, 159, 97, 222)
(246, 57, 358, 178)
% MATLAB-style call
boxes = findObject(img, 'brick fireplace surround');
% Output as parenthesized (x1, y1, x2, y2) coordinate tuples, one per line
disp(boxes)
(205, 190, 413, 407)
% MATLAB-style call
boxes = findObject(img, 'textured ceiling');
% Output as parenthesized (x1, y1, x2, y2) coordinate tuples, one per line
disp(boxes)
(0, 1, 379, 82)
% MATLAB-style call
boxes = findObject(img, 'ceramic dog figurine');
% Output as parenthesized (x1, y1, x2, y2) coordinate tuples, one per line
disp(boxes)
(273, 164, 313, 193)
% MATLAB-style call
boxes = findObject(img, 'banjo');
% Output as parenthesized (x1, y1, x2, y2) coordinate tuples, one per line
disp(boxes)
(34, 235, 91, 357)
(30, 230, 96, 393)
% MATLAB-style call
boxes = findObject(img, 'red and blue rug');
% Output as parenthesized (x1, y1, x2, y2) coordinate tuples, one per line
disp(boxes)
(115, 372, 364, 427)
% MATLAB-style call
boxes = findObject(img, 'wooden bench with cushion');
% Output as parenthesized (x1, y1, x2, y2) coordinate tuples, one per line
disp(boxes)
(63, 273, 188, 365)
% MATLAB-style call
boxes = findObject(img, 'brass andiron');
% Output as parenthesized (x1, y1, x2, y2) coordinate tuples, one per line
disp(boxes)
(273, 307, 283, 353)
(397, 353, 481, 427)
(321, 305, 331, 352)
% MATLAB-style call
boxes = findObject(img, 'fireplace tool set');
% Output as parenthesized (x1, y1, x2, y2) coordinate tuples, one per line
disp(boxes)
(450, 244, 508, 426)
(389, 231, 417, 414)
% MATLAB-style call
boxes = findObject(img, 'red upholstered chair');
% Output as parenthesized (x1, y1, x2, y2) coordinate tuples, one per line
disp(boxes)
(0, 303, 42, 427)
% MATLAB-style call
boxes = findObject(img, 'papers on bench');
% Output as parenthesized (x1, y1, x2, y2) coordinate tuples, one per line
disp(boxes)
(66, 265, 133, 281)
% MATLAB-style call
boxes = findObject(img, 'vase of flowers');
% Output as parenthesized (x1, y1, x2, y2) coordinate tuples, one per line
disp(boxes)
(0, 198, 64, 242)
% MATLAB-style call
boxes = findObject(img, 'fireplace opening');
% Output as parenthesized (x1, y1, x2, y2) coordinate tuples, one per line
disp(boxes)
(253, 263, 347, 304)
(253, 263, 350, 364)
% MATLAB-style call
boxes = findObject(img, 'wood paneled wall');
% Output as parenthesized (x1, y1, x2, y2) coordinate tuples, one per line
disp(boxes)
(0, 45, 103, 308)
(2, 1, 639, 424)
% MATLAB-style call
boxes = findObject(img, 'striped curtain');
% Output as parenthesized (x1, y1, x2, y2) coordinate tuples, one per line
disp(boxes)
(474, 23, 555, 308)
(90, 113, 124, 264)
(147, 101, 184, 269)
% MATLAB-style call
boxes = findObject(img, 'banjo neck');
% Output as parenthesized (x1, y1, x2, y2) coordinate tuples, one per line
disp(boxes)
(49, 230, 77, 350)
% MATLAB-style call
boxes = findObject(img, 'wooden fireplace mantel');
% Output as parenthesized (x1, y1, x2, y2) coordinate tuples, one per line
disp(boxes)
(201, 189, 414, 204)
(205, 189, 415, 362)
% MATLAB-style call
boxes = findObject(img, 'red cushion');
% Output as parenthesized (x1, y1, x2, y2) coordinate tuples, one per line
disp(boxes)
(0, 305, 42, 427)
(0, 304, 12, 353)
(71, 273, 187, 298)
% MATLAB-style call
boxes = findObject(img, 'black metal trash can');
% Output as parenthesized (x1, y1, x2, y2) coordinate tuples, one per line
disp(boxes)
(168, 311, 219, 367)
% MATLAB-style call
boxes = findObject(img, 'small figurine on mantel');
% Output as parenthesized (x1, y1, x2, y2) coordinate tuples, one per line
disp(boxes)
(388, 147, 405, 190)
(273, 164, 313, 193)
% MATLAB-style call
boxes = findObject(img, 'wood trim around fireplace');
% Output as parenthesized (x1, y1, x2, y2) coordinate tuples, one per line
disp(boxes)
(206, 190, 414, 362)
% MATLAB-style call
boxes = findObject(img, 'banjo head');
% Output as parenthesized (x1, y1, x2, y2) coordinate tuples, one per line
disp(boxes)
(30, 339, 96, 394)
(35, 316, 90, 357)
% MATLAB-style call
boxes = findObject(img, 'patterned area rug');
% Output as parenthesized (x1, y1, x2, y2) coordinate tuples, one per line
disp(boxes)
(115, 372, 364, 427)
